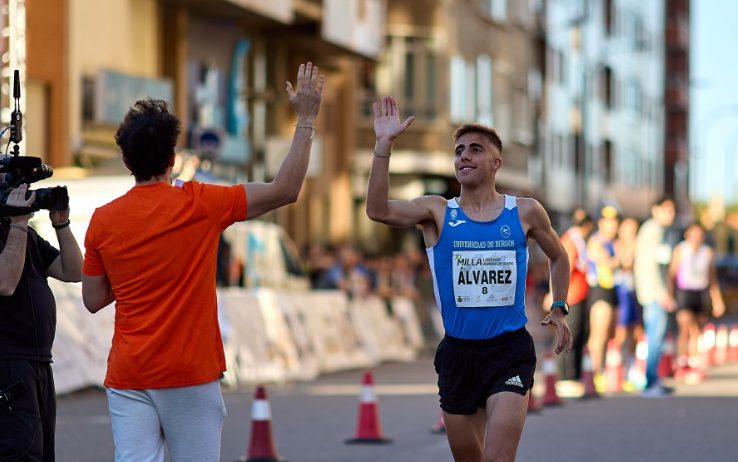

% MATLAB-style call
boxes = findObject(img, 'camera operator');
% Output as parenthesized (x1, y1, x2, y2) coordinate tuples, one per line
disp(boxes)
(0, 178, 83, 462)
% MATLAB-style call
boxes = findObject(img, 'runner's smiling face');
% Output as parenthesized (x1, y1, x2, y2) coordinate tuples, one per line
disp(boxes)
(453, 132, 501, 186)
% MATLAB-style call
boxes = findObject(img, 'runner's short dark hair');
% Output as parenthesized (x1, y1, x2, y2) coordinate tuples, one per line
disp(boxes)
(452, 124, 503, 156)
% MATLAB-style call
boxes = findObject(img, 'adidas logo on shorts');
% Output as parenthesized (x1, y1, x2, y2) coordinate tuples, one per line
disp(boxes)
(504, 375, 524, 388)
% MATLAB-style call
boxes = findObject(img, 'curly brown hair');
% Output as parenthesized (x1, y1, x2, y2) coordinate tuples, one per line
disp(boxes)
(115, 99, 181, 181)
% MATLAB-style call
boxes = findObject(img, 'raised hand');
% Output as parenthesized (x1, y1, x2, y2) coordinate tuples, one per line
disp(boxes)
(373, 96, 415, 142)
(286, 62, 325, 125)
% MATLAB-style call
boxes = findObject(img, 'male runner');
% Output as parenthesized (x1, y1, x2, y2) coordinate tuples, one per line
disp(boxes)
(366, 96, 571, 462)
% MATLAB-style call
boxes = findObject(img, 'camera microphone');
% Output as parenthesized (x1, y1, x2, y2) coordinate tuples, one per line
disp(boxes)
(13, 69, 20, 99)
(0, 69, 69, 216)
(10, 70, 22, 144)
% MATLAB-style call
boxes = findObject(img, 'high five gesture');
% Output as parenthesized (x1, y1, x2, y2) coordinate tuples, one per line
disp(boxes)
(245, 62, 326, 219)
(286, 62, 325, 127)
(373, 96, 415, 145)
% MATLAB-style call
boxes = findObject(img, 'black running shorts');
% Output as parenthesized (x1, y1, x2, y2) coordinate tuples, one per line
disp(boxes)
(676, 288, 710, 314)
(588, 285, 619, 307)
(434, 328, 536, 415)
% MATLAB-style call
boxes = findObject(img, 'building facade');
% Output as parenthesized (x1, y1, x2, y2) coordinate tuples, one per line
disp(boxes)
(1, 0, 69, 167)
(9, 0, 682, 252)
(352, 0, 543, 252)
(542, 0, 665, 223)
(663, 0, 689, 214)
(4, 0, 387, 251)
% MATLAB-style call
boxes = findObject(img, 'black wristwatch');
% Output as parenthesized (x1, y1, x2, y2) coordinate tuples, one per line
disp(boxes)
(551, 300, 570, 316)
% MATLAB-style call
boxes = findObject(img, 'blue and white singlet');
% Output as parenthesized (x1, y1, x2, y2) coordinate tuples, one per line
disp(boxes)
(426, 195, 529, 339)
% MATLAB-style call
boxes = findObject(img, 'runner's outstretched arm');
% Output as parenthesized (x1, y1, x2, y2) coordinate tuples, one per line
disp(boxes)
(366, 96, 440, 227)
(244, 62, 325, 219)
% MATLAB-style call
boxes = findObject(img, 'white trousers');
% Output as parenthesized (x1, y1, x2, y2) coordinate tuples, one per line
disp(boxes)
(106, 380, 226, 462)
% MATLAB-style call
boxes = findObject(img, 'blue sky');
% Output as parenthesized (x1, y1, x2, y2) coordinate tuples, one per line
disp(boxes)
(691, 0, 738, 203)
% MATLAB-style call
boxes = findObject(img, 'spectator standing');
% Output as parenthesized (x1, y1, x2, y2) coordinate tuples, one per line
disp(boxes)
(634, 197, 677, 397)
(669, 222, 725, 378)
(557, 208, 594, 383)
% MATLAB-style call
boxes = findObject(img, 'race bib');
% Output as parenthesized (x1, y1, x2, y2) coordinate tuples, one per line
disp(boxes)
(452, 250, 517, 307)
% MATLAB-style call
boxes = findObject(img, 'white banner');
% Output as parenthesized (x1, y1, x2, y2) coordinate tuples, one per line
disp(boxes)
(50, 285, 424, 394)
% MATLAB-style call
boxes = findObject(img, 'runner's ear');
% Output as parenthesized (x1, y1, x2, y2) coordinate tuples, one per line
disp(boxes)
(492, 156, 502, 172)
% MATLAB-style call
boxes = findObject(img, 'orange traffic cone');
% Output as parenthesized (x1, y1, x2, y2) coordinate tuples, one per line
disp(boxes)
(239, 386, 285, 462)
(605, 340, 624, 393)
(688, 333, 711, 384)
(581, 347, 599, 399)
(628, 338, 647, 389)
(345, 372, 392, 444)
(430, 410, 446, 433)
(702, 323, 717, 368)
(715, 325, 729, 366)
(674, 354, 690, 382)
(658, 334, 676, 378)
(541, 351, 561, 406)
(729, 325, 738, 363)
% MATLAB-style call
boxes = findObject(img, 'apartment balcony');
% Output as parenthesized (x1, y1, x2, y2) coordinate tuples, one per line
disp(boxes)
(666, 17, 689, 50)
(163, 0, 385, 58)
(665, 84, 689, 110)
(666, 110, 688, 134)
(665, 142, 689, 164)
(162, 0, 295, 25)
(293, 0, 322, 21)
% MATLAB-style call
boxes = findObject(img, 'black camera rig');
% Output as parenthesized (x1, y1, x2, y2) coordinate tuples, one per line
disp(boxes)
(0, 70, 69, 220)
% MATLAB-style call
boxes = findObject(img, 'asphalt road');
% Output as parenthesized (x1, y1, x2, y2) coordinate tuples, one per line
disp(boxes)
(55, 358, 738, 462)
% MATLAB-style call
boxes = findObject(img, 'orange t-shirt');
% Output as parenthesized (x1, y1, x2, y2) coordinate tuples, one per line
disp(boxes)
(83, 181, 247, 389)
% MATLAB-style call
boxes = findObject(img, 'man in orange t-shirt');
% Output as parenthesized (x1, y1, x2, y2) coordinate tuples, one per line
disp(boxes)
(82, 62, 324, 462)
(557, 208, 593, 382)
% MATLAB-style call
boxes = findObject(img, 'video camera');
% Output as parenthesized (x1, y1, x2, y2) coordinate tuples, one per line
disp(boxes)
(0, 70, 68, 218)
